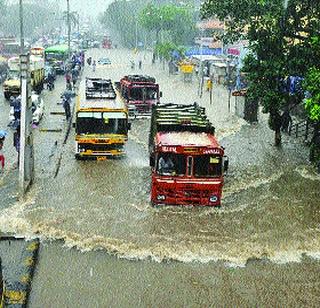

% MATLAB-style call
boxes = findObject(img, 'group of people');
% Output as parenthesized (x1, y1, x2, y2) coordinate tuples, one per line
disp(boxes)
(65, 52, 84, 91)
(61, 52, 86, 121)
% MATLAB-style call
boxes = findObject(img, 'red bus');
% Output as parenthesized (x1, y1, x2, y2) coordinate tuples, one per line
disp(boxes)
(149, 103, 229, 206)
(116, 75, 161, 117)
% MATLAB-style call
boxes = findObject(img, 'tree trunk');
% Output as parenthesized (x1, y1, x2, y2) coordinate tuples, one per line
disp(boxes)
(269, 110, 282, 147)
(275, 129, 281, 147)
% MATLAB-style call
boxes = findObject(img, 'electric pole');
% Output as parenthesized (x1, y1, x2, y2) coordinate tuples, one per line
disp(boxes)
(19, 0, 24, 53)
(67, 0, 71, 58)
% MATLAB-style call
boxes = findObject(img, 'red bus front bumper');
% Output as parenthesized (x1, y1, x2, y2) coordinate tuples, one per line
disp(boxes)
(151, 176, 223, 206)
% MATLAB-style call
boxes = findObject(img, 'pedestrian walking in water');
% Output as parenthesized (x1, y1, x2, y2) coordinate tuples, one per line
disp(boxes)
(62, 95, 71, 121)
(0, 130, 7, 172)
(92, 60, 96, 72)
(138, 60, 142, 69)
(206, 78, 212, 92)
(13, 123, 20, 168)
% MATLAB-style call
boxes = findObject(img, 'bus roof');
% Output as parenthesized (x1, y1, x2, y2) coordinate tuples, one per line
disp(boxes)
(45, 45, 69, 53)
(77, 97, 126, 111)
(156, 131, 220, 148)
(77, 82, 127, 112)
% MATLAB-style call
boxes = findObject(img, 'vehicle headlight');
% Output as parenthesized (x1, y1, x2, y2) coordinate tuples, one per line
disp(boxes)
(157, 195, 166, 201)
(209, 195, 218, 203)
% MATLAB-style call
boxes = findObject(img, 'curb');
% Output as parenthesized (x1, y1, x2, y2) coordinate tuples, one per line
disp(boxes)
(4, 238, 40, 307)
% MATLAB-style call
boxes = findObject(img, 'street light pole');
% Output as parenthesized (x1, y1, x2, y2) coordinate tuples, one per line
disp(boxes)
(135, 19, 138, 51)
(19, 0, 24, 53)
(227, 58, 231, 112)
(67, 0, 71, 58)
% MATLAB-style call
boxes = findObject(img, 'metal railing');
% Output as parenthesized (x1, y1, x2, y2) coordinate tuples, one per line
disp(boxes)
(288, 119, 314, 143)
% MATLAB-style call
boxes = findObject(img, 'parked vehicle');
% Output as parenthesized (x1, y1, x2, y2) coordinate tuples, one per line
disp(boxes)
(98, 57, 111, 65)
(148, 103, 229, 207)
(115, 75, 161, 118)
(3, 55, 45, 99)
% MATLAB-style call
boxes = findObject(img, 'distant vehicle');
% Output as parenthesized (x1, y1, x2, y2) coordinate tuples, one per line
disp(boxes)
(115, 75, 161, 118)
(44, 44, 69, 74)
(102, 36, 112, 49)
(0, 39, 20, 58)
(3, 56, 45, 99)
(0, 58, 8, 83)
(9, 94, 44, 125)
(98, 57, 111, 65)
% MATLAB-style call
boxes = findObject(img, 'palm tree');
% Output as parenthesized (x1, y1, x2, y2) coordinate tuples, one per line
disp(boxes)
(62, 10, 79, 33)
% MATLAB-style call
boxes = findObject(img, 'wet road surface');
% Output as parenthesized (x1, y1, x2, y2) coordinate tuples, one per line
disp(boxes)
(1, 48, 320, 307)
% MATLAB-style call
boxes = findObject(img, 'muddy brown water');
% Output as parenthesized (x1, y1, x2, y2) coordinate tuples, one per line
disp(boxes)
(1, 49, 320, 307)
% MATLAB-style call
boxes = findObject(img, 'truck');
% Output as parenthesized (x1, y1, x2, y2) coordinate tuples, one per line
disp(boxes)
(148, 103, 229, 207)
(115, 75, 161, 118)
(0, 37, 20, 58)
(0, 57, 8, 83)
(74, 77, 131, 159)
(44, 44, 69, 74)
(2, 55, 45, 100)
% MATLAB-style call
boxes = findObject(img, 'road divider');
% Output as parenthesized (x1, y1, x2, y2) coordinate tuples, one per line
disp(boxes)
(2, 238, 39, 307)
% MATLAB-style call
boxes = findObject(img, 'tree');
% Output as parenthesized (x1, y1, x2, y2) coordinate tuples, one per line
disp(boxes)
(303, 36, 320, 166)
(100, 0, 145, 48)
(63, 11, 79, 31)
(0, 2, 62, 38)
(139, 3, 196, 54)
(202, 0, 320, 146)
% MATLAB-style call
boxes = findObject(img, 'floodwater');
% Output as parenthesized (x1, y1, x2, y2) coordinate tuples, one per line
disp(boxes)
(1, 49, 320, 306)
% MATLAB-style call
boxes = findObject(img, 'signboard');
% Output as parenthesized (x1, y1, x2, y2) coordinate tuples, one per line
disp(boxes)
(180, 64, 194, 74)
(227, 48, 240, 56)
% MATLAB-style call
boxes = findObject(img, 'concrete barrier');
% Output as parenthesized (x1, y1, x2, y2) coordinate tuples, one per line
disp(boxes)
(3, 238, 39, 307)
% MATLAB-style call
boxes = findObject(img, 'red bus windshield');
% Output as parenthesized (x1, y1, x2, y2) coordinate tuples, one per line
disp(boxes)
(156, 153, 222, 177)
(129, 87, 158, 100)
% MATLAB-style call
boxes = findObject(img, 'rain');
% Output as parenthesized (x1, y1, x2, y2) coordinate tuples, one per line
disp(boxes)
(1, 0, 320, 307)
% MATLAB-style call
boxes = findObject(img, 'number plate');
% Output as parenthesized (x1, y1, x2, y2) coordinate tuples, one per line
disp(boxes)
(97, 156, 107, 161)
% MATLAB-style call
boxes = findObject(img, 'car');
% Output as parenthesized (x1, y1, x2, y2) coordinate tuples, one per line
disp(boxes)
(98, 57, 111, 65)
(9, 94, 44, 125)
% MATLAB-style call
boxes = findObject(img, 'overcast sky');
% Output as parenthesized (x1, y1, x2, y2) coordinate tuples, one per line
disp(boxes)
(57, 0, 112, 17)
(7, 0, 112, 17)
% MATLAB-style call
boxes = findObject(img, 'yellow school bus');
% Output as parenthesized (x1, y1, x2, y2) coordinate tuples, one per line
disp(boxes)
(74, 78, 131, 159)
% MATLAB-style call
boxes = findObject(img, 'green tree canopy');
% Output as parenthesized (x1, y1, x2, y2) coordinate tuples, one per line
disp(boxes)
(139, 3, 196, 45)
(202, 0, 320, 145)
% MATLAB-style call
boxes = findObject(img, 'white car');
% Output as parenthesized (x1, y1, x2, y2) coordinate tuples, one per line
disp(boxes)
(9, 94, 44, 125)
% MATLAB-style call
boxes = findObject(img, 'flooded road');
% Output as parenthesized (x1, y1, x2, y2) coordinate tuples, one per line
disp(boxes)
(1, 48, 320, 306)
